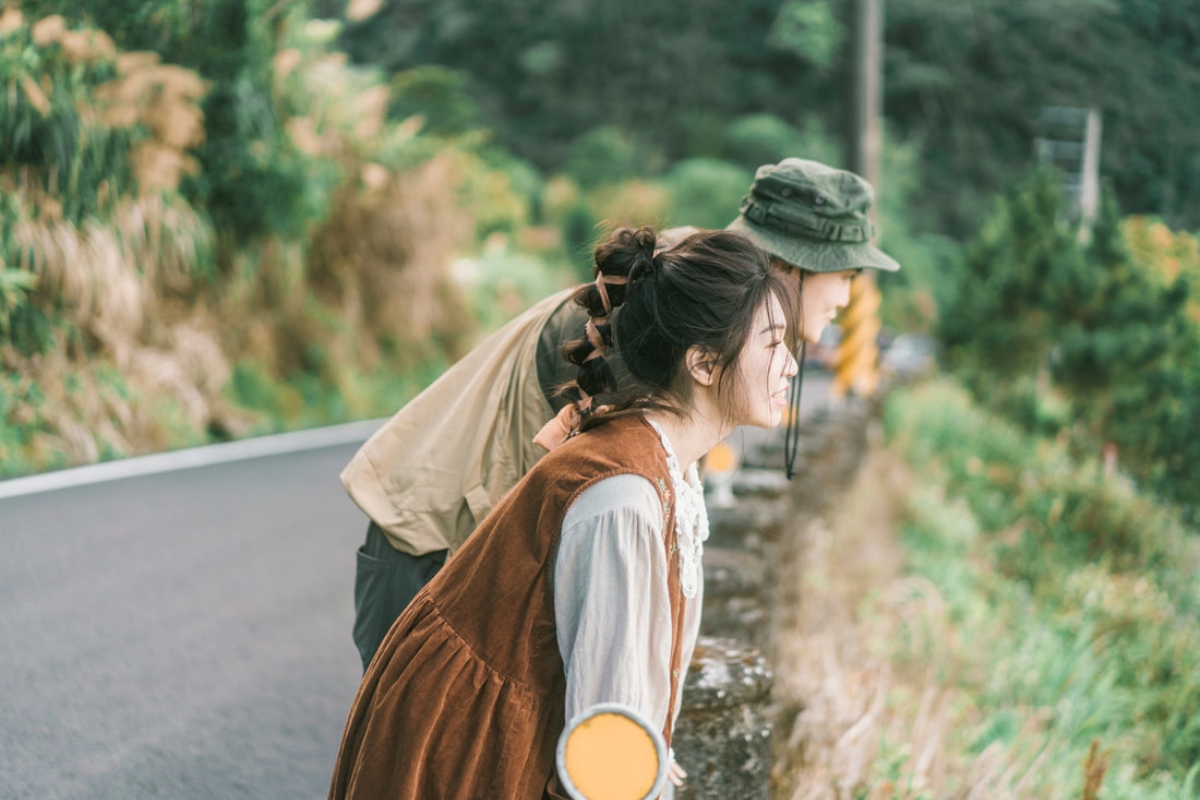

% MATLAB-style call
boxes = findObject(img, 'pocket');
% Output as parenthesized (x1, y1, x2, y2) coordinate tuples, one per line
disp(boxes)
(353, 543, 449, 671)
(353, 545, 396, 670)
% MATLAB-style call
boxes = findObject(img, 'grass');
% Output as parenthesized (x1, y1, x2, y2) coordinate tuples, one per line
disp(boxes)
(772, 378, 1200, 799)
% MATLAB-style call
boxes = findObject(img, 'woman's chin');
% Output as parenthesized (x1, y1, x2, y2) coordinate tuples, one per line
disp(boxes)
(756, 410, 785, 429)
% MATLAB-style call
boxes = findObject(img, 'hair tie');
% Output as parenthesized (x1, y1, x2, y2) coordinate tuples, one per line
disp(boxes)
(583, 318, 607, 362)
(627, 250, 660, 286)
(593, 271, 627, 317)
(532, 394, 610, 451)
(533, 403, 581, 451)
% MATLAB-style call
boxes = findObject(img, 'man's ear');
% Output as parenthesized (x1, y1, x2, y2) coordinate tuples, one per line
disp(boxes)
(685, 346, 718, 387)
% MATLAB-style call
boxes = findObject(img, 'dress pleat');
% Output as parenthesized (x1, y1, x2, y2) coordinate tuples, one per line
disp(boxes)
(333, 593, 547, 800)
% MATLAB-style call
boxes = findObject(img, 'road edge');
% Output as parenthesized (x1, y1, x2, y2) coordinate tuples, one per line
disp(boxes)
(0, 418, 387, 500)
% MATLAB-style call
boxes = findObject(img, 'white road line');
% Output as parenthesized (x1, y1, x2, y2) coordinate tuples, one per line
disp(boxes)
(0, 418, 387, 500)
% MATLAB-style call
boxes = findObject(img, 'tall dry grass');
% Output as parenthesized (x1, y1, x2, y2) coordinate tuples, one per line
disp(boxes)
(769, 445, 1109, 800)
(3, 11, 479, 471)
(308, 154, 474, 371)
(9, 186, 237, 447)
(3, 11, 233, 461)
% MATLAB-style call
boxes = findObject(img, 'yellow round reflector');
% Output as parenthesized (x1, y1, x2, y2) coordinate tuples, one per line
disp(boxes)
(557, 705, 666, 800)
(706, 441, 738, 474)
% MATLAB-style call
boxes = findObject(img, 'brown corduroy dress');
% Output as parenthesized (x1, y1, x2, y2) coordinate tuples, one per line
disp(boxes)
(328, 415, 687, 800)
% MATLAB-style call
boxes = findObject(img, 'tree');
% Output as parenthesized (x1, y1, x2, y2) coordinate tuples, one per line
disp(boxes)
(940, 170, 1200, 513)
(883, 0, 1200, 234)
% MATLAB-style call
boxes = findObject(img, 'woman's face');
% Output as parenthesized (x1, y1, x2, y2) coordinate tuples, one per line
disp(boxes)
(730, 292, 799, 429)
(800, 269, 859, 343)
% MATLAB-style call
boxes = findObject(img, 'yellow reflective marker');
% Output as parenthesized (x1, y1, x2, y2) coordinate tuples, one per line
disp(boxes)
(557, 704, 667, 800)
(705, 441, 738, 474)
(703, 439, 741, 509)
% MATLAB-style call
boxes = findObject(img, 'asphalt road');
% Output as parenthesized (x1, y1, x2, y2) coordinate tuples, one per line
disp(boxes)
(0, 443, 367, 800)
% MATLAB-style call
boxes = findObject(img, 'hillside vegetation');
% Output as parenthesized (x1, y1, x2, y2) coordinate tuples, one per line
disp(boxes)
(884, 380, 1199, 798)
(0, 5, 544, 476)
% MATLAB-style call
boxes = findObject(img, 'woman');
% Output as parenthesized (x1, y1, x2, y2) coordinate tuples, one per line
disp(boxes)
(328, 226, 798, 799)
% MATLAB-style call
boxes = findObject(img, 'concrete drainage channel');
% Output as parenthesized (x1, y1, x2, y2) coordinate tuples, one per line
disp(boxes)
(675, 393, 880, 799)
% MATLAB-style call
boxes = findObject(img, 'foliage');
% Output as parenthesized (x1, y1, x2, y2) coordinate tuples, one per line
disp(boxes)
(767, 0, 844, 72)
(454, 238, 574, 335)
(338, 0, 819, 168)
(0, 11, 130, 221)
(884, 379, 1200, 794)
(0, 5, 559, 478)
(872, 134, 960, 335)
(565, 126, 654, 191)
(17, 0, 315, 247)
(336, 0, 1200, 238)
(883, 0, 1200, 235)
(0, 9, 232, 474)
(720, 114, 813, 173)
(938, 170, 1200, 513)
(539, 169, 672, 279)
(388, 64, 481, 137)
(662, 158, 751, 231)
(1122, 215, 1200, 324)
(0, 265, 36, 336)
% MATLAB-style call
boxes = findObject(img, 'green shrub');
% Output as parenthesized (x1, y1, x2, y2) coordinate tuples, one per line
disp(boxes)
(0, 15, 132, 221)
(462, 243, 573, 334)
(721, 114, 808, 172)
(874, 135, 962, 334)
(766, 0, 845, 72)
(886, 379, 1200, 784)
(938, 170, 1200, 514)
(663, 158, 751, 231)
(0, 267, 36, 338)
(566, 126, 647, 190)
(721, 113, 843, 173)
(388, 65, 481, 137)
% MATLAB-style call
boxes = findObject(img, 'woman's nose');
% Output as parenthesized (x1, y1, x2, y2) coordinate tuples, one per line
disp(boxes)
(837, 282, 853, 309)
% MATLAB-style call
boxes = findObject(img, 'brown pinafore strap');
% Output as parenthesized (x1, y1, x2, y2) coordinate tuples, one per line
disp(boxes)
(658, 483, 686, 748)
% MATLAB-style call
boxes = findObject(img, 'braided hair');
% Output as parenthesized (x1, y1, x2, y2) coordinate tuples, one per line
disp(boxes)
(557, 227, 653, 413)
(534, 225, 794, 449)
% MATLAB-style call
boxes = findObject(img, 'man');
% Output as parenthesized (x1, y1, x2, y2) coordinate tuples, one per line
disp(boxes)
(341, 158, 900, 670)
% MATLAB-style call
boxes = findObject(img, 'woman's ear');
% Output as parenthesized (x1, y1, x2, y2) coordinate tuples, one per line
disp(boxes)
(685, 346, 718, 387)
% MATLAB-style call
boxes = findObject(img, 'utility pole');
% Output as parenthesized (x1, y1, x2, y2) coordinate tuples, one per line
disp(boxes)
(1034, 106, 1103, 242)
(833, 0, 884, 398)
(849, 0, 883, 191)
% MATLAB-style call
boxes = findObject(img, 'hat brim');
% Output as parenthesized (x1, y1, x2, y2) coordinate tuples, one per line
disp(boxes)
(726, 216, 900, 273)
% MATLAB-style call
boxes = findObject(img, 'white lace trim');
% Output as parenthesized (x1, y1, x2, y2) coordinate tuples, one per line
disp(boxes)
(648, 421, 709, 599)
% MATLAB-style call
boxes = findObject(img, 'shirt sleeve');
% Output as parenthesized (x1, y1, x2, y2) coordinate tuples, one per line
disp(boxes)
(554, 474, 674, 732)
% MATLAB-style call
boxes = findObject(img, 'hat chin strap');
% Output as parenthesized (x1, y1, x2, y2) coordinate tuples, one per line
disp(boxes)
(783, 342, 806, 480)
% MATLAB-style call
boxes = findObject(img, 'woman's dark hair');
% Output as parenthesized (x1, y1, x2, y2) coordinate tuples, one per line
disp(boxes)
(559, 225, 794, 427)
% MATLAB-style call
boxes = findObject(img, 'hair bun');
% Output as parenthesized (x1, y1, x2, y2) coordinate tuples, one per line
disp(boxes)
(627, 226, 659, 285)
(632, 227, 657, 256)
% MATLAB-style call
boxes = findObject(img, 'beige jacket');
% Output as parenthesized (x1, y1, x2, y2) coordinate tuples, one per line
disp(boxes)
(340, 288, 577, 556)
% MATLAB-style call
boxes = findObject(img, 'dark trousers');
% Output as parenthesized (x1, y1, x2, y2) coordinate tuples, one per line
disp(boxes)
(353, 521, 447, 672)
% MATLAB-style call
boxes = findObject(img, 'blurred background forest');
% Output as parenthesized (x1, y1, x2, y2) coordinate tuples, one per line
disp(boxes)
(2, 0, 1198, 499)
(2, 1, 1199, 794)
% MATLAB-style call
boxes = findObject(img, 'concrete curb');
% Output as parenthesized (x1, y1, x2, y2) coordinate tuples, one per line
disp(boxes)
(0, 418, 387, 500)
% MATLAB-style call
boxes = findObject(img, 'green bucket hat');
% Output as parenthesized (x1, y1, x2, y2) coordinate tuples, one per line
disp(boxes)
(726, 158, 900, 273)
